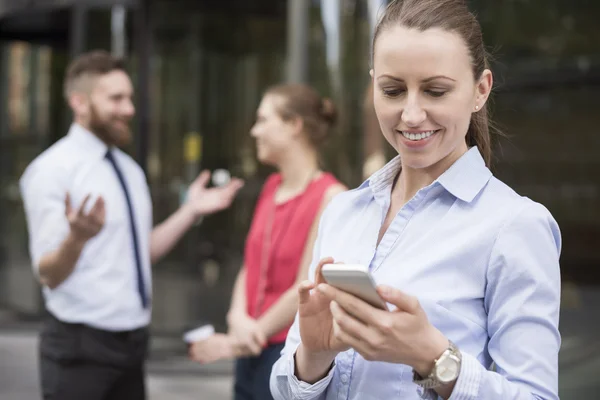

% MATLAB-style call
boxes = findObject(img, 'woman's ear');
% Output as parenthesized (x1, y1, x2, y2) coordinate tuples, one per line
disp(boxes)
(473, 69, 493, 112)
(290, 116, 305, 139)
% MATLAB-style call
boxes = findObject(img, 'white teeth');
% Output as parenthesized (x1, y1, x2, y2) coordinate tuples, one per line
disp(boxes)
(401, 130, 436, 141)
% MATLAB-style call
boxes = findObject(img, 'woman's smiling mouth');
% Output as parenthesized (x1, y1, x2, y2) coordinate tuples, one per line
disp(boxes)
(398, 130, 439, 141)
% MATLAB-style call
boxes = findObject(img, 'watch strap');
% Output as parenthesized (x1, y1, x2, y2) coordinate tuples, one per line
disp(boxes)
(413, 341, 460, 389)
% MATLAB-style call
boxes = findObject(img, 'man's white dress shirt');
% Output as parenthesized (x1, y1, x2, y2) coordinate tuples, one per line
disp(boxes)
(20, 124, 153, 331)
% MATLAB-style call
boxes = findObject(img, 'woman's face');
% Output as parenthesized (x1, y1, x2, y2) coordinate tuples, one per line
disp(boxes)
(372, 25, 492, 172)
(250, 94, 298, 166)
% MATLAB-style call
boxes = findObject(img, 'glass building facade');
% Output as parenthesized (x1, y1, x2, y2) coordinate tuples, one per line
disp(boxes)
(1, 1, 599, 396)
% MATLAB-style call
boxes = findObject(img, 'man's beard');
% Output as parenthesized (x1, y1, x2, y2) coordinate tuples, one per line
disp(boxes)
(89, 103, 132, 147)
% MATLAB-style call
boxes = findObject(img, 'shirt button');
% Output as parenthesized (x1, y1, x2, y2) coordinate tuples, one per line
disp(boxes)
(340, 374, 349, 384)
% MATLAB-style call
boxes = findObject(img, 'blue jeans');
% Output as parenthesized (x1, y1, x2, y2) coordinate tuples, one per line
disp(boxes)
(234, 343, 285, 400)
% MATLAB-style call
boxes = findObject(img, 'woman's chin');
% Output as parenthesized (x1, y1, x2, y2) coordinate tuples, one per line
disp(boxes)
(397, 152, 443, 171)
(256, 152, 276, 167)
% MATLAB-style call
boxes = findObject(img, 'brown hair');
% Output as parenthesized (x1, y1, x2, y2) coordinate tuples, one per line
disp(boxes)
(64, 50, 127, 99)
(373, 0, 494, 167)
(265, 84, 337, 148)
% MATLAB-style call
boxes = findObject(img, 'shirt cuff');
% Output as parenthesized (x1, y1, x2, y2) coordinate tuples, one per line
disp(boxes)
(286, 344, 336, 399)
(448, 351, 483, 400)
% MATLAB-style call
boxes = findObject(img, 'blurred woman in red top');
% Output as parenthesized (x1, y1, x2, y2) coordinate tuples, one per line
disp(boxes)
(191, 83, 346, 400)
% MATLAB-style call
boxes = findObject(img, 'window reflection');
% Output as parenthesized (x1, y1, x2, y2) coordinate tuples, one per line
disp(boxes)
(148, 1, 289, 332)
(2, 41, 52, 137)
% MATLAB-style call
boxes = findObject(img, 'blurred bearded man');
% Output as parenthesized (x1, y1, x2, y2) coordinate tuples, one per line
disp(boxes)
(19, 50, 244, 400)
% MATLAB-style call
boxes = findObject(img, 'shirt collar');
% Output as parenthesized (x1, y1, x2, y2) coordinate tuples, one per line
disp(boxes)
(436, 147, 492, 202)
(363, 147, 492, 203)
(361, 155, 402, 194)
(67, 123, 110, 159)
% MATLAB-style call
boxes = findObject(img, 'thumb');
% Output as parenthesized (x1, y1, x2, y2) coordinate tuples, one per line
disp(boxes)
(193, 170, 211, 189)
(314, 257, 334, 285)
(253, 329, 267, 347)
(377, 285, 420, 314)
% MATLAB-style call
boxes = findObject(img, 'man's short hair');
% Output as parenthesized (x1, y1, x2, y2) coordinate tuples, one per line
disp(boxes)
(63, 50, 127, 99)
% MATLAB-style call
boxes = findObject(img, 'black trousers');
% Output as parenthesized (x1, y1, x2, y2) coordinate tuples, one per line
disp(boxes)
(39, 312, 149, 400)
(234, 343, 285, 400)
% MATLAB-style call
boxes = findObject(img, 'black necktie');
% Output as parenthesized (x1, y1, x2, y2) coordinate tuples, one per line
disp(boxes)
(105, 150, 149, 309)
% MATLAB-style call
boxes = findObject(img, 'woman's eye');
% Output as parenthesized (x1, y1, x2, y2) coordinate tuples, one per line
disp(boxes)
(382, 88, 404, 97)
(426, 90, 447, 98)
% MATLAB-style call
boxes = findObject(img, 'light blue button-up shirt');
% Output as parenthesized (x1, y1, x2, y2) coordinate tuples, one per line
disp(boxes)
(270, 147, 561, 400)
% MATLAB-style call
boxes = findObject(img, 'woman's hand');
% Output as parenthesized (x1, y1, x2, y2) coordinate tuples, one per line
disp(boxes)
(189, 334, 257, 364)
(189, 334, 236, 364)
(227, 312, 267, 356)
(298, 257, 350, 355)
(317, 283, 449, 376)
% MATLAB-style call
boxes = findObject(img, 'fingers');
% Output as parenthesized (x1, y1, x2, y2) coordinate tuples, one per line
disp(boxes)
(194, 170, 211, 188)
(377, 285, 420, 314)
(77, 194, 92, 217)
(252, 328, 267, 348)
(190, 335, 235, 363)
(331, 315, 366, 356)
(244, 335, 262, 355)
(190, 342, 210, 363)
(315, 257, 334, 285)
(299, 256, 336, 305)
(298, 280, 315, 305)
(231, 341, 244, 358)
(220, 179, 244, 204)
(227, 178, 245, 193)
(219, 178, 244, 204)
(231, 340, 246, 358)
(330, 301, 371, 344)
(237, 342, 258, 358)
(67, 194, 106, 240)
(89, 196, 105, 222)
(65, 193, 72, 215)
(318, 284, 380, 325)
(97, 197, 106, 224)
(233, 322, 265, 356)
(190, 341, 206, 362)
(192, 345, 222, 364)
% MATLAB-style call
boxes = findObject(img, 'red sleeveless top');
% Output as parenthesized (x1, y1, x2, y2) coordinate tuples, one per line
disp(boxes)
(244, 172, 339, 345)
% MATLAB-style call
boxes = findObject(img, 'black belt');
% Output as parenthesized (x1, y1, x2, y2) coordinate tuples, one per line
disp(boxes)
(47, 311, 147, 339)
(42, 311, 149, 367)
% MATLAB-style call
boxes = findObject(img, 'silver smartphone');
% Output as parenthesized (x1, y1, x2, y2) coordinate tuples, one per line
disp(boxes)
(321, 264, 388, 310)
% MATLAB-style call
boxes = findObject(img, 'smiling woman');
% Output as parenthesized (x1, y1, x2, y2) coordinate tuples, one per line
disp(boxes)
(270, 1, 561, 400)
(372, 24, 492, 187)
(372, 9, 493, 176)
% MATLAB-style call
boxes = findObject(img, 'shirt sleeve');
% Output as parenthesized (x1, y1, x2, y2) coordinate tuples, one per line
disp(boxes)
(270, 200, 338, 400)
(20, 162, 71, 272)
(270, 317, 337, 400)
(449, 202, 561, 400)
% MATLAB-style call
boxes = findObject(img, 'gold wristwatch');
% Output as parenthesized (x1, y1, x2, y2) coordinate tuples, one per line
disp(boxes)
(413, 340, 462, 389)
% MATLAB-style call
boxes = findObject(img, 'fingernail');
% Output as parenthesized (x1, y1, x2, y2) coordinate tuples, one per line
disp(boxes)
(317, 284, 328, 293)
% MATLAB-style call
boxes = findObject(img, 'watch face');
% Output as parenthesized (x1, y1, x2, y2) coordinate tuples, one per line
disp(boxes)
(436, 356, 460, 383)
